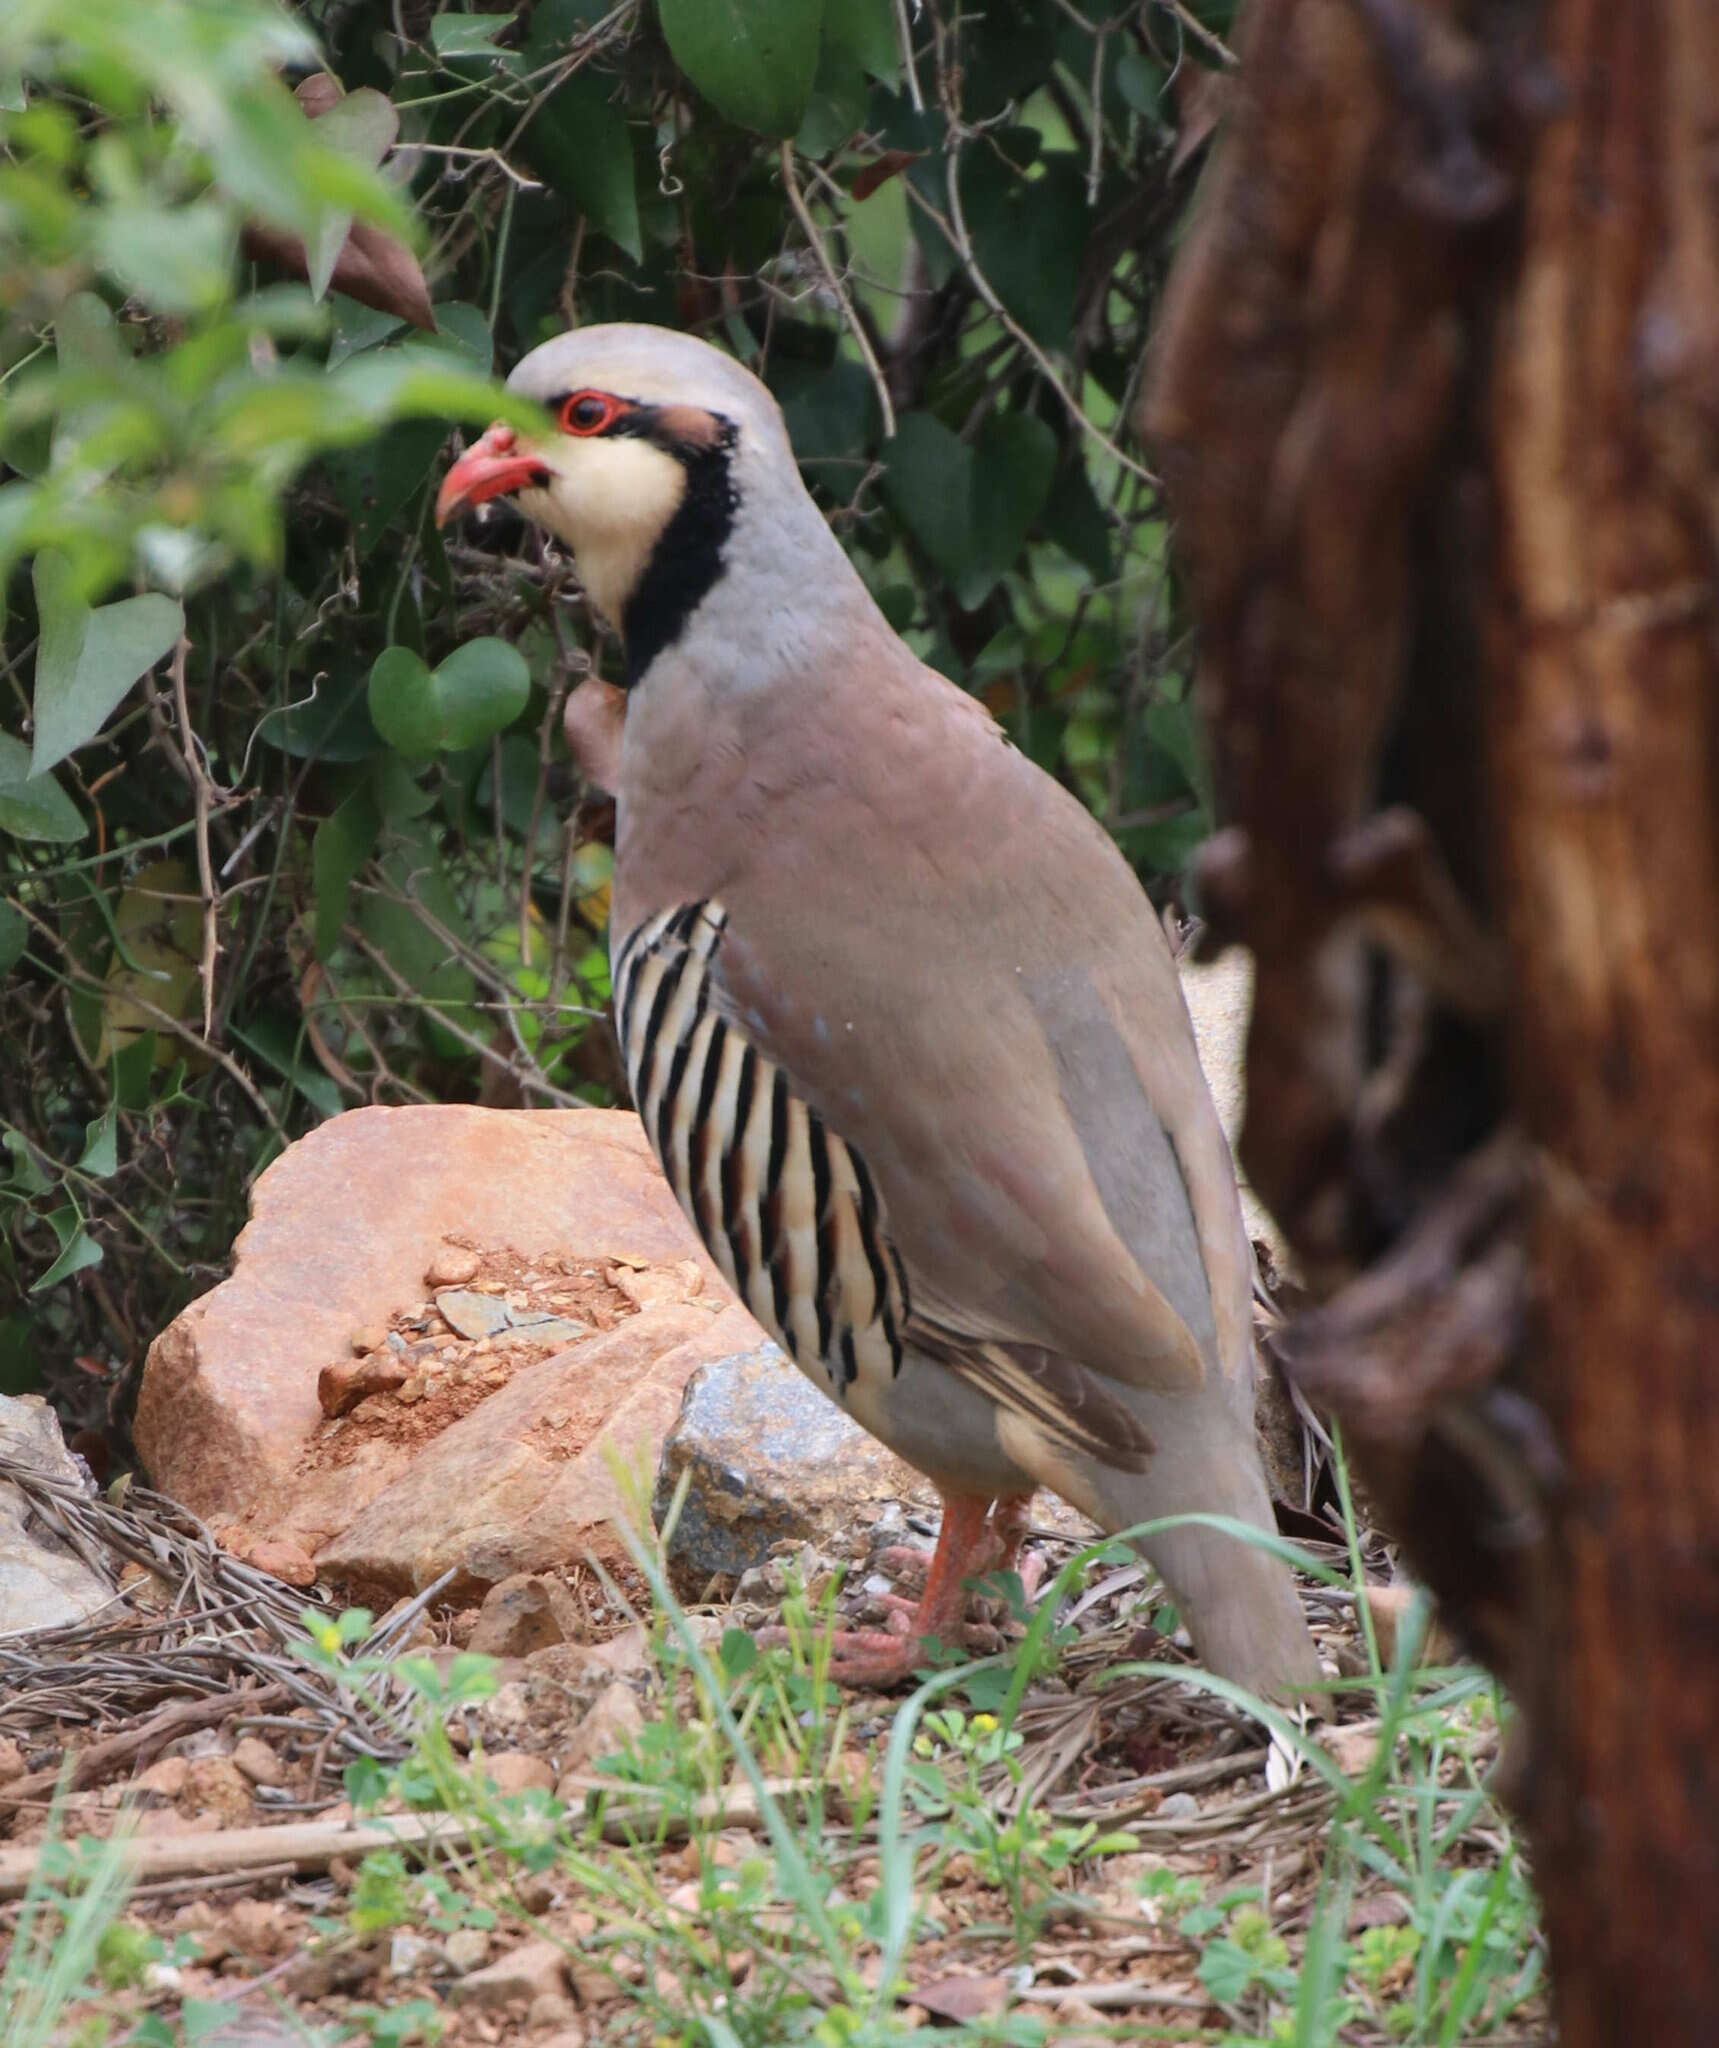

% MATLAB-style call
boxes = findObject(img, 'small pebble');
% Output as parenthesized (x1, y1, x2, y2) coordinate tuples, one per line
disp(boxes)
(389, 1931, 443, 1978)
(230, 1736, 285, 1789)
(444, 1926, 493, 1974)
(1158, 1791, 1200, 1820)
(425, 1244, 482, 1287)
(348, 1324, 389, 1356)
(482, 1750, 558, 1795)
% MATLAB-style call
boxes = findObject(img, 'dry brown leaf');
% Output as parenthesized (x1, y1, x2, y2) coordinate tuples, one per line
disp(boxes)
(907, 1972, 1012, 2022)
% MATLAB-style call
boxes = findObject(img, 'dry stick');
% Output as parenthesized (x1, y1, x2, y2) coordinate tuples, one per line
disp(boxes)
(0, 1777, 822, 1899)
(779, 141, 897, 443)
(1156, 0, 1238, 68)
(0, 1813, 473, 1901)
(0, 1684, 288, 1816)
(168, 636, 220, 1037)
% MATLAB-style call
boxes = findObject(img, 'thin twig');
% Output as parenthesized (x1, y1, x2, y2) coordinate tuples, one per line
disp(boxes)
(1156, 0, 1239, 69)
(912, 167, 1159, 486)
(779, 142, 897, 442)
(168, 636, 220, 1037)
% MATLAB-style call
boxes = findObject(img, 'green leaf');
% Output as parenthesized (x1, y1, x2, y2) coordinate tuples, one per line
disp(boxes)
(359, 830, 477, 1051)
(303, 88, 399, 303)
(521, 71, 642, 260)
(963, 148, 1088, 346)
(1042, 456, 1114, 583)
(821, 0, 900, 77)
(660, 0, 824, 137)
(795, 0, 897, 151)
(0, 733, 85, 842)
(94, 198, 237, 319)
(326, 420, 444, 559)
(30, 553, 183, 775)
(881, 411, 972, 586)
(882, 409, 1055, 608)
(230, 1009, 344, 1118)
(1114, 47, 1164, 119)
(0, 899, 25, 974)
(969, 410, 1057, 593)
(255, 669, 383, 763)
(312, 781, 381, 961)
(476, 732, 553, 842)
(33, 1206, 103, 1290)
(425, 301, 494, 375)
(4, 1130, 51, 1195)
(109, 1031, 158, 1112)
(313, 86, 399, 168)
(0, 1314, 40, 1397)
(1196, 1936, 1260, 2007)
(719, 1627, 758, 1679)
(368, 639, 530, 758)
(429, 13, 525, 71)
(78, 1109, 119, 1178)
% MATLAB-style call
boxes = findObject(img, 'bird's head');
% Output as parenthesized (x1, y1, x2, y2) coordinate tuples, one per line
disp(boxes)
(437, 323, 810, 683)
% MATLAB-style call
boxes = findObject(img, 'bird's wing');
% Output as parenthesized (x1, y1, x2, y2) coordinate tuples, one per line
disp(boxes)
(611, 899, 1158, 1472)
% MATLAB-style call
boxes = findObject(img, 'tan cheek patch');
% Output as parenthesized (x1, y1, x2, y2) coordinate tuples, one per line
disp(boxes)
(651, 404, 726, 450)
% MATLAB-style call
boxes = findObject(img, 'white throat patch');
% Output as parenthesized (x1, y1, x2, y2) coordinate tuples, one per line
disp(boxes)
(518, 435, 689, 631)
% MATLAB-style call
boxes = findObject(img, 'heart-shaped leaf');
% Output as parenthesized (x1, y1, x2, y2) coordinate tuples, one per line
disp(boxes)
(367, 639, 530, 759)
(32, 1208, 103, 1292)
(883, 408, 1057, 609)
(30, 553, 184, 776)
(969, 410, 1056, 595)
(520, 71, 642, 260)
(660, 0, 823, 137)
(881, 411, 973, 584)
(299, 80, 399, 301)
(0, 733, 86, 843)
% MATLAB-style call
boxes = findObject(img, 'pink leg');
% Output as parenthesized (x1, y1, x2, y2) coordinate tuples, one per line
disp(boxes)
(874, 1490, 1040, 1597)
(760, 1494, 1003, 1688)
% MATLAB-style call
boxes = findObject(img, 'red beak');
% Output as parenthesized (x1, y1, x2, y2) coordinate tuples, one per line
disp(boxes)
(435, 422, 551, 524)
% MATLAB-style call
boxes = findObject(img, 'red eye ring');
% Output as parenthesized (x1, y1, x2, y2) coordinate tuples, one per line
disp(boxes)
(558, 389, 626, 436)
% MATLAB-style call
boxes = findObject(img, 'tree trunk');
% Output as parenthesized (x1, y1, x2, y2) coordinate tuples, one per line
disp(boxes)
(1144, 0, 1719, 2037)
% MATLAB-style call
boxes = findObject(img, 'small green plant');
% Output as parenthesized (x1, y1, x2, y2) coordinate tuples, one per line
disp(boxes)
(900, 1705, 1138, 1953)
(0, 1809, 136, 2048)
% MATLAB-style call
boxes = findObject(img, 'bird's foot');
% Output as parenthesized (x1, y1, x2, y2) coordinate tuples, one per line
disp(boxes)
(755, 1492, 1036, 1689)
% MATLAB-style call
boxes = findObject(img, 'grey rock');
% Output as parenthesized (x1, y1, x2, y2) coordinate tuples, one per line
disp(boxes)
(449, 1937, 568, 2009)
(388, 1931, 445, 1978)
(507, 1315, 590, 1346)
(435, 1288, 512, 1339)
(444, 1926, 493, 1973)
(654, 1345, 934, 1578)
(0, 1395, 114, 1637)
(1158, 1791, 1201, 1820)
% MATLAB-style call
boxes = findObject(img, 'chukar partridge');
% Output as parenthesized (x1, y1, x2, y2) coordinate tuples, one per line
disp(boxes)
(437, 324, 1319, 1697)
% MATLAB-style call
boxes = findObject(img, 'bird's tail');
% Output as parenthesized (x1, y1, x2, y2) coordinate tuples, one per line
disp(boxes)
(1076, 1408, 1321, 1702)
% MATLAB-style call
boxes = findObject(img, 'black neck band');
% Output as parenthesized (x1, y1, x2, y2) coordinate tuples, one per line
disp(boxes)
(622, 427, 739, 686)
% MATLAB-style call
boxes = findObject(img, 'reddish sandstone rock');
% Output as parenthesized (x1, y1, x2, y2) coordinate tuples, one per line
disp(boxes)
(135, 1107, 766, 1588)
(315, 1300, 763, 1597)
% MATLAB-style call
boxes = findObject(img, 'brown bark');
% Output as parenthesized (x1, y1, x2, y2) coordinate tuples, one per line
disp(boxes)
(1144, 0, 1719, 2037)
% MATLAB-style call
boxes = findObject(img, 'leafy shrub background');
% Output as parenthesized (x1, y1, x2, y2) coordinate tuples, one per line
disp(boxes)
(0, 0, 1233, 1448)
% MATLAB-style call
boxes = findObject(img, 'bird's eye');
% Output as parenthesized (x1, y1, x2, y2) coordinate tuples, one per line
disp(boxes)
(559, 390, 622, 435)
